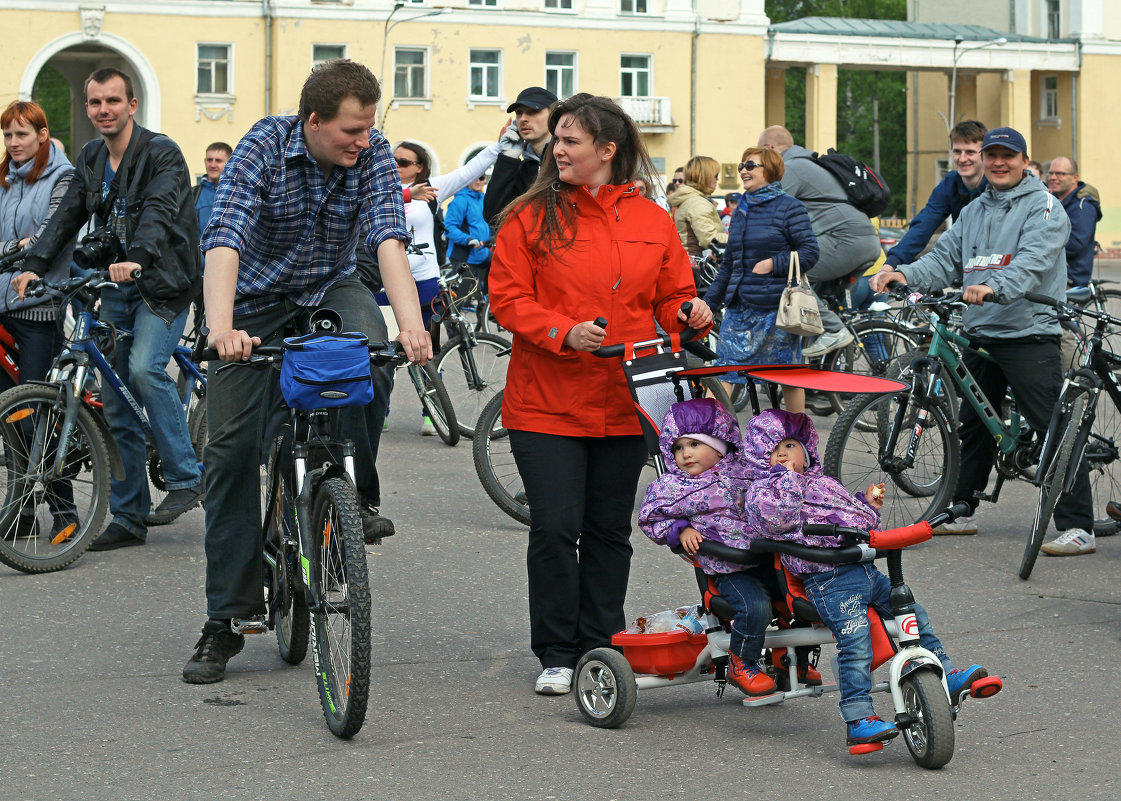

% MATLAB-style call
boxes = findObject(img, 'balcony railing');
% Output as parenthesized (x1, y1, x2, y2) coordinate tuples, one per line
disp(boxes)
(613, 95, 675, 132)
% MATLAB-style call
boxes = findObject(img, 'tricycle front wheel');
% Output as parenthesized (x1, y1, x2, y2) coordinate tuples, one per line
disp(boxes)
(900, 670, 955, 769)
(574, 648, 637, 729)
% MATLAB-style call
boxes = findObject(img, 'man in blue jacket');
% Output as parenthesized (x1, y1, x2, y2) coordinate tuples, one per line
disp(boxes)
(883, 120, 988, 270)
(1047, 156, 1101, 290)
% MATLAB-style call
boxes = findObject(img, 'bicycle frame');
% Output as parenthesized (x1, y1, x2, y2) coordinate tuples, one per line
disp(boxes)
(0, 320, 19, 384)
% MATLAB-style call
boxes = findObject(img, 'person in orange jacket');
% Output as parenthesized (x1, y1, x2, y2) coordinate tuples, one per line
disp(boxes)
(489, 93, 712, 696)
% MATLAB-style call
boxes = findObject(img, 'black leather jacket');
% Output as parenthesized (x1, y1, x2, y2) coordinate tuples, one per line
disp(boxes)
(23, 124, 201, 322)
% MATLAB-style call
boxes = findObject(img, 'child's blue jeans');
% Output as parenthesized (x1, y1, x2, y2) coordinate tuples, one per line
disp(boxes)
(801, 562, 953, 723)
(712, 565, 779, 664)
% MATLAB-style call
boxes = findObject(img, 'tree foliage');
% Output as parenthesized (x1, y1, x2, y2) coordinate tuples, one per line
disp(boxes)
(767, 0, 908, 215)
(32, 64, 72, 156)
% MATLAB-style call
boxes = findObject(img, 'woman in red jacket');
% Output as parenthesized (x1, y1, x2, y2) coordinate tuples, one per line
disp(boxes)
(489, 94, 712, 696)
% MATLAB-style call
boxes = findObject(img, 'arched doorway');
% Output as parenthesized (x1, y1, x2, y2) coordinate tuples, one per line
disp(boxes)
(21, 33, 160, 156)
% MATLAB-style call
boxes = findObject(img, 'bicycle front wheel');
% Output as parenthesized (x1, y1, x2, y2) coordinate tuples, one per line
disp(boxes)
(433, 332, 511, 439)
(473, 390, 530, 525)
(264, 428, 308, 665)
(1021, 387, 1088, 580)
(0, 384, 110, 573)
(410, 363, 460, 446)
(1085, 381, 1121, 536)
(310, 476, 371, 738)
(824, 390, 959, 530)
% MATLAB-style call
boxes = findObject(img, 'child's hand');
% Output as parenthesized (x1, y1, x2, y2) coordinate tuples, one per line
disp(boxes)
(680, 527, 703, 554)
(866, 483, 886, 511)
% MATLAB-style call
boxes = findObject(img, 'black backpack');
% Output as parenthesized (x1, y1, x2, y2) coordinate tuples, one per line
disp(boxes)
(813, 148, 891, 218)
(429, 197, 448, 266)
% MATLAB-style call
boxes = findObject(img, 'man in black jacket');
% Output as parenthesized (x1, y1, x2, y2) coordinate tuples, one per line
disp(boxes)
(482, 86, 556, 227)
(16, 67, 203, 549)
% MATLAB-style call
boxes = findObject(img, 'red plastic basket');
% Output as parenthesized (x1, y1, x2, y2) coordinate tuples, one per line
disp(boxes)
(612, 629, 708, 676)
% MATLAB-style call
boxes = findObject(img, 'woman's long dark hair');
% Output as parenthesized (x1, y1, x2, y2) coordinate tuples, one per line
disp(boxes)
(395, 140, 431, 185)
(496, 93, 656, 252)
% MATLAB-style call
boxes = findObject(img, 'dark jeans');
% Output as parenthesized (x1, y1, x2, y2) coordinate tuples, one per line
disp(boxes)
(957, 339, 1093, 530)
(510, 430, 648, 670)
(712, 566, 780, 663)
(203, 277, 391, 619)
(0, 315, 64, 391)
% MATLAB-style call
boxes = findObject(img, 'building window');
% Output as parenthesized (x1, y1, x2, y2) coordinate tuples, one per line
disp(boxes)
(469, 0, 498, 5)
(545, 52, 576, 99)
(312, 44, 347, 68)
(544, 0, 573, 9)
(394, 48, 427, 99)
(197, 44, 232, 95)
(1046, 0, 1061, 39)
(620, 54, 651, 97)
(1042, 75, 1059, 119)
(620, 0, 648, 13)
(470, 50, 502, 99)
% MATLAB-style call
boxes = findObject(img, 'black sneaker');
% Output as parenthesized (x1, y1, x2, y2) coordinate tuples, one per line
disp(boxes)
(88, 522, 146, 551)
(146, 484, 205, 526)
(182, 620, 245, 684)
(360, 504, 395, 544)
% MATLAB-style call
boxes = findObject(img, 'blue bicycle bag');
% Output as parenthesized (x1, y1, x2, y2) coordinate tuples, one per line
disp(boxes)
(279, 332, 374, 410)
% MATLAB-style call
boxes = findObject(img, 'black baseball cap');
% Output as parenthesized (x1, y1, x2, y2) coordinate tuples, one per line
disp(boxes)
(506, 86, 557, 113)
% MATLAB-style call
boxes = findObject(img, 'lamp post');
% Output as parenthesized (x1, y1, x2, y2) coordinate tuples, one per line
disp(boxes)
(379, 2, 450, 131)
(948, 34, 1007, 139)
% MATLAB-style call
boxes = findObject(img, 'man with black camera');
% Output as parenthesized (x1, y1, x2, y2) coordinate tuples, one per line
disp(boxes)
(15, 67, 203, 549)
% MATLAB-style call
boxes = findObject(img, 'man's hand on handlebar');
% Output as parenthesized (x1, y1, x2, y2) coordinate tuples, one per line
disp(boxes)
(108, 261, 142, 284)
(564, 321, 607, 352)
(395, 328, 433, 365)
(962, 284, 995, 305)
(209, 329, 262, 362)
(869, 266, 906, 294)
(679, 297, 712, 329)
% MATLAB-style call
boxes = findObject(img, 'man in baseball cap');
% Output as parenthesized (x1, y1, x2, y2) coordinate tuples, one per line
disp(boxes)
(483, 86, 558, 225)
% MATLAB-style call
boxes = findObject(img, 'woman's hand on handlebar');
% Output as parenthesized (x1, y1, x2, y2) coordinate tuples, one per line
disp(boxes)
(395, 327, 433, 365)
(11, 271, 39, 301)
(679, 297, 712, 329)
(209, 328, 262, 362)
(679, 526, 703, 555)
(564, 321, 607, 352)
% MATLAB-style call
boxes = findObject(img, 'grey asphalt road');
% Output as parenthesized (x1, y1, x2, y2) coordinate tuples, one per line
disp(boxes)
(3, 277, 1120, 801)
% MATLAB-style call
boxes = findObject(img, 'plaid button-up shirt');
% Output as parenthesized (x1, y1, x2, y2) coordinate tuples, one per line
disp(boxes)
(201, 115, 407, 317)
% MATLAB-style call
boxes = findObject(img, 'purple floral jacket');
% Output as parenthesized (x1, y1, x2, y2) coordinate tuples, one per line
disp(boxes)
(742, 409, 880, 575)
(639, 399, 756, 574)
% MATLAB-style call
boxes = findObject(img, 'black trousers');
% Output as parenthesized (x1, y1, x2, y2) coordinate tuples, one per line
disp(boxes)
(510, 430, 649, 670)
(957, 339, 1093, 531)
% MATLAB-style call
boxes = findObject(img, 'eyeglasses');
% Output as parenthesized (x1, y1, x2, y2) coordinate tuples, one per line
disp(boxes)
(738, 161, 761, 172)
(395, 157, 419, 168)
(1047, 170, 1072, 177)
(673, 178, 684, 184)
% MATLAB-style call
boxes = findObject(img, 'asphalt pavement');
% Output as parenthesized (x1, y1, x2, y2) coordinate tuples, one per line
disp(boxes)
(2, 284, 1120, 801)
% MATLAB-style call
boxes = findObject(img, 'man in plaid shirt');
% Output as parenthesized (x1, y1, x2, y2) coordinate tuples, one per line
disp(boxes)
(184, 59, 430, 685)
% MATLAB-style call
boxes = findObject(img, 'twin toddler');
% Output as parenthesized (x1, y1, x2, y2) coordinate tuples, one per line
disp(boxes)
(639, 399, 989, 747)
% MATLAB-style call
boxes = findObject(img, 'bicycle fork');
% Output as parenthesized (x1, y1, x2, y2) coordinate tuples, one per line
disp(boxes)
(880, 358, 942, 475)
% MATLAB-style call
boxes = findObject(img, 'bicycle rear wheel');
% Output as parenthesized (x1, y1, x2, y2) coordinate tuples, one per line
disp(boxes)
(1020, 387, 1087, 580)
(1085, 380, 1121, 536)
(0, 384, 109, 573)
(310, 476, 371, 738)
(473, 390, 530, 525)
(433, 332, 511, 439)
(824, 390, 959, 530)
(410, 363, 460, 446)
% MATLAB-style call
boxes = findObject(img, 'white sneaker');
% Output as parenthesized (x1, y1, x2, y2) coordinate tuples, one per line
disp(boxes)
(802, 328, 855, 358)
(932, 514, 978, 535)
(420, 416, 436, 436)
(534, 667, 574, 695)
(1040, 528, 1096, 556)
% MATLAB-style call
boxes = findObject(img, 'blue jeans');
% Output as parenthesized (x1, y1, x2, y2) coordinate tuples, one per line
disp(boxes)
(0, 315, 65, 392)
(801, 563, 952, 722)
(99, 284, 199, 537)
(713, 566, 779, 663)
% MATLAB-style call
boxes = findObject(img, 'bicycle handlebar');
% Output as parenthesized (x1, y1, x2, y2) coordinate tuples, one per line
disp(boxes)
(25, 270, 120, 299)
(1025, 290, 1121, 329)
(0, 248, 27, 270)
(193, 341, 409, 369)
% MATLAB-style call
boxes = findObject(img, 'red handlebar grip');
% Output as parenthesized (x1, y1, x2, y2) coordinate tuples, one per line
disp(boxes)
(868, 521, 933, 550)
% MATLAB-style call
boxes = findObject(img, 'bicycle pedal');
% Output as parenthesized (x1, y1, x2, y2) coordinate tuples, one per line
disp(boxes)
(230, 617, 268, 635)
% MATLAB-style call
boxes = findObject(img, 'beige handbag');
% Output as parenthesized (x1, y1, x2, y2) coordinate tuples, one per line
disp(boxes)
(775, 252, 824, 337)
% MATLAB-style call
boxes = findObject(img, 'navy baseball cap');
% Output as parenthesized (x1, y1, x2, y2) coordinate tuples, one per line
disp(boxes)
(506, 86, 557, 113)
(981, 127, 1027, 154)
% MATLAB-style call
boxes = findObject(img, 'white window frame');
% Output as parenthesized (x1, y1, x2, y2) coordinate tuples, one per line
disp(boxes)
(619, 53, 652, 98)
(545, 51, 577, 99)
(1045, 0, 1061, 39)
(196, 42, 233, 97)
(311, 43, 347, 69)
(544, 0, 574, 10)
(469, 49, 503, 102)
(620, 0, 649, 14)
(469, 0, 499, 6)
(1041, 74, 1060, 124)
(394, 47, 429, 100)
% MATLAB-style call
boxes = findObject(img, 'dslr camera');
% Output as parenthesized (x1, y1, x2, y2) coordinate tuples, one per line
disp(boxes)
(73, 226, 122, 271)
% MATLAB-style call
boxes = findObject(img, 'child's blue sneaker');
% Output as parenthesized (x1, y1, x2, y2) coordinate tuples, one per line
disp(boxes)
(945, 664, 988, 701)
(846, 716, 899, 746)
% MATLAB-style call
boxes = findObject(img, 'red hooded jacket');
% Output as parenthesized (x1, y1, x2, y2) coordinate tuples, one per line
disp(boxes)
(490, 182, 697, 437)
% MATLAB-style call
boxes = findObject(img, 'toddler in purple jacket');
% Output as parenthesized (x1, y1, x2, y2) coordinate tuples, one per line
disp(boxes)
(742, 409, 989, 748)
(639, 398, 779, 696)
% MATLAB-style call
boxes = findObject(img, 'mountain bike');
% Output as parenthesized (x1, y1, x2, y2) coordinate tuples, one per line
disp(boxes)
(196, 335, 408, 738)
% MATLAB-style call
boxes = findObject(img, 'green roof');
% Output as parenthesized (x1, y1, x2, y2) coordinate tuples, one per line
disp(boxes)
(768, 17, 1055, 44)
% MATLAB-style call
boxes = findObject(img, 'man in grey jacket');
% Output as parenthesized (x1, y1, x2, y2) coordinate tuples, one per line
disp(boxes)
(870, 127, 1095, 555)
(758, 126, 882, 358)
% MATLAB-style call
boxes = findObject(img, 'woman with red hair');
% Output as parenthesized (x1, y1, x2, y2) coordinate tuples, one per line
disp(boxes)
(1, 100, 75, 391)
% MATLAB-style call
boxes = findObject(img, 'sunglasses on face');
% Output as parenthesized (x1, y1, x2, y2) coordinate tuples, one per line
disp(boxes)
(738, 161, 761, 172)
(673, 178, 684, 184)
(396, 157, 419, 168)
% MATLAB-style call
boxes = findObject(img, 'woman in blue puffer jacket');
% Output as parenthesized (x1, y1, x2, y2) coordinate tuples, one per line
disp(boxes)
(704, 146, 818, 411)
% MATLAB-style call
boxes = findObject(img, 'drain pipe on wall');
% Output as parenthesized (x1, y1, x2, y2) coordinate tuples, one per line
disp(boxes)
(690, 1, 700, 156)
(263, 0, 273, 116)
